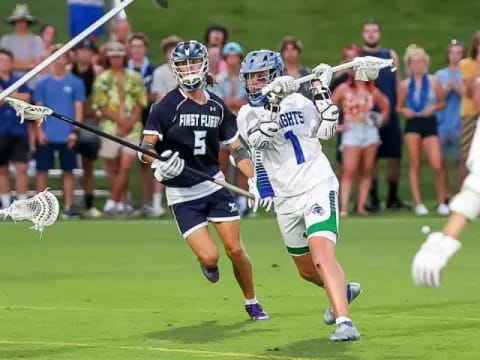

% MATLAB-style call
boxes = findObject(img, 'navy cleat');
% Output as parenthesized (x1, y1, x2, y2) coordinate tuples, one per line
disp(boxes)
(324, 282, 362, 325)
(200, 264, 219, 283)
(329, 321, 361, 342)
(245, 303, 270, 321)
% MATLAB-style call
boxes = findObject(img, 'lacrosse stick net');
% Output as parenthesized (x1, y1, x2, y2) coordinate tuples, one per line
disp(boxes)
(5, 97, 52, 124)
(0, 190, 60, 232)
(351, 56, 395, 81)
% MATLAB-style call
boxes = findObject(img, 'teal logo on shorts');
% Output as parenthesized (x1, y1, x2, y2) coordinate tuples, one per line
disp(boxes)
(311, 203, 324, 216)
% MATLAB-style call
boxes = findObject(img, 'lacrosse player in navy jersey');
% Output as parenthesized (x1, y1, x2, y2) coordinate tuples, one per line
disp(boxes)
(139, 40, 269, 321)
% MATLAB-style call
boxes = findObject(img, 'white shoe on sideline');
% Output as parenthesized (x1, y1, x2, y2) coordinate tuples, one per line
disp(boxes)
(437, 203, 450, 215)
(414, 203, 429, 216)
(84, 207, 103, 218)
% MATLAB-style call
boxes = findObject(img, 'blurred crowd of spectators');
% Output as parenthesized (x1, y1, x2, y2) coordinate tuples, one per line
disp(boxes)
(1, 3, 479, 219)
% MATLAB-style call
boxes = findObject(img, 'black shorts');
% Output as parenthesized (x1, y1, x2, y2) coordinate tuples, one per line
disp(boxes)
(404, 116, 438, 138)
(35, 143, 77, 171)
(170, 188, 240, 238)
(377, 113, 402, 159)
(75, 127, 100, 159)
(0, 135, 29, 165)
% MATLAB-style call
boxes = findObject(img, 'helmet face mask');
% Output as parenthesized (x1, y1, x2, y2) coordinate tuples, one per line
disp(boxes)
(240, 50, 284, 106)
(171, 41, 209, 91)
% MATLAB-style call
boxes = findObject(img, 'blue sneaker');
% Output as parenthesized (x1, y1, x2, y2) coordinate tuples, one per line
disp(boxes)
(329, 321, 361, 342)
(323, 282, 362, 325)
(200, 265, 219, 283)
(245, 303, 269, 321)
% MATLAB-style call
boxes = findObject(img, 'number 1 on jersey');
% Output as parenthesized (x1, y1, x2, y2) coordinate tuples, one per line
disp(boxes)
(193, 130, 207, 155)
(284, 130, 305, 164)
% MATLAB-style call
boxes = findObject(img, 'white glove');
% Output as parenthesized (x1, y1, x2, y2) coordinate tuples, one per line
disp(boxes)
(151, 150, 185, 182)
(412, 232, 462, 287)
(268, 76, 299, 99)
(316, 104, 339, 140)
(312, 63, 333, 88)
(247, 178, 274, 212)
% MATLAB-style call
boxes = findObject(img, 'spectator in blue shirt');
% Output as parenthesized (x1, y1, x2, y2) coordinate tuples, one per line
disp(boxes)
(435, 40, 465, 199)
(33, 47, 86, 218)
(0, 48, 32, 209)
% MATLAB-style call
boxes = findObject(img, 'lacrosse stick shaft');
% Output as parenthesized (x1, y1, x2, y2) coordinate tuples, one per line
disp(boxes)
(261, 57, 394, 95)
(50, 112, 254, 199)
(0, 0, 136, 101)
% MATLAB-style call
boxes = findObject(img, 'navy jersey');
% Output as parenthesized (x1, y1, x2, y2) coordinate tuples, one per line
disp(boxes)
(144, 88, 238, 188)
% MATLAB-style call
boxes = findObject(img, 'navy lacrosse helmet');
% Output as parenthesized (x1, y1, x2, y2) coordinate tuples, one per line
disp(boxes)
(239, 50, 284, 106)
(171, 40, 209, 91)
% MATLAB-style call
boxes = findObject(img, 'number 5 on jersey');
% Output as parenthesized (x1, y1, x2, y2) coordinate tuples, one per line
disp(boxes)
(194, 130, 207, 155)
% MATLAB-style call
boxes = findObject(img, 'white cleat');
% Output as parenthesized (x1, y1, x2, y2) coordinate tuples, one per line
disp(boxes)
(329, 321, 361, 342)
(324, 282, 362, 326)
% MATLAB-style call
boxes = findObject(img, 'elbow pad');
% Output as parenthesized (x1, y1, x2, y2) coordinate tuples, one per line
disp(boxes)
(246, 109, 279, 149)
(316, 104, 339, 140)
(449, 173, 480, 220)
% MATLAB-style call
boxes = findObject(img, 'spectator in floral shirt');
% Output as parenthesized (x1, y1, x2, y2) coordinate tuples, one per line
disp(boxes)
(92, 41, 147, 215)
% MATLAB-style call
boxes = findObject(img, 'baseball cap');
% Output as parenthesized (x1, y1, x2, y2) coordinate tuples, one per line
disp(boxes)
(105, 41, 126, 57)
(222, 42, 243, 56)
(75, 39, 98, 52)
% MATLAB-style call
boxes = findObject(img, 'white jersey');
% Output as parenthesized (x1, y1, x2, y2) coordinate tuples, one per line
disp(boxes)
(237, 93, 336, 197)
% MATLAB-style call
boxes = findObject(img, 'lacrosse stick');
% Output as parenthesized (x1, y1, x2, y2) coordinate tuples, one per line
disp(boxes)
(0, 0, 168, 101)
(0, 189, 59, 232)
(4, 97, 254, 200)
(262, 56, 395, 95)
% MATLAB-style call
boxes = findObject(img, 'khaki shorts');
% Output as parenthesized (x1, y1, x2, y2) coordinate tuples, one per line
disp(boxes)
(99, 135, 138, 159)
(460, 115, 479, 159)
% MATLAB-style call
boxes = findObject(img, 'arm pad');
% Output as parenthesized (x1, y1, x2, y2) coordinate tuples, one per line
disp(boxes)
(137, 142, 156, 163)
(449, 173, 480, 220)
(230, 144, 250, 164)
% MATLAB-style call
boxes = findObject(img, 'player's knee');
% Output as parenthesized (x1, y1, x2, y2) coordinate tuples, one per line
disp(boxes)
(224, 245, 244, 260)
(198, 253, 219, 267)
(298, 268, 316, 283)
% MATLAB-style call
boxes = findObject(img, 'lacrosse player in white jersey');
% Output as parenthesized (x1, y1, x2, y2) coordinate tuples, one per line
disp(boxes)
(412, 115, 480, 287)
(237, 50, 361, 342)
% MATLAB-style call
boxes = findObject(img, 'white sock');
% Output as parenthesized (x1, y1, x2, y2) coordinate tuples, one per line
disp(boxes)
(104, 199, 117, 211)
(0, 194, 11, 208)
(245, 297, 258, 305)
(336, 316, 352, 325)
(153, 192, 163, 210)
(16, 193, 28, 201)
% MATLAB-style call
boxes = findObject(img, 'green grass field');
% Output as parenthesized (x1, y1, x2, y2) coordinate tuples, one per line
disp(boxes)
(1, 217, 479, 360)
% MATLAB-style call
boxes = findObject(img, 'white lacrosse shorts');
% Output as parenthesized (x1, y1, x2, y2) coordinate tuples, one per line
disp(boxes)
(273, 176, 339, 256)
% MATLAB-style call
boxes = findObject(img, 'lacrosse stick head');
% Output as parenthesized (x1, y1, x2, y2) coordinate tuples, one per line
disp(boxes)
(1, 189, 59, 232)
(4, 97, 52, 124)
(353, 56, 395, 81)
